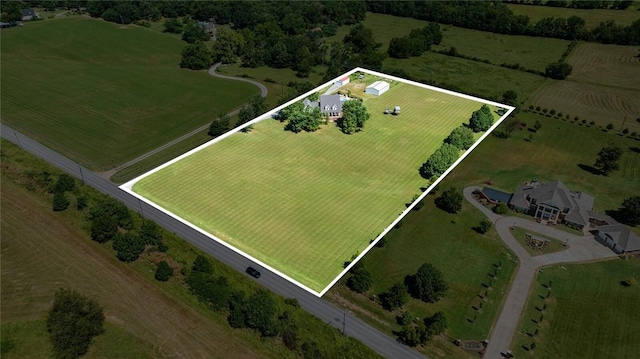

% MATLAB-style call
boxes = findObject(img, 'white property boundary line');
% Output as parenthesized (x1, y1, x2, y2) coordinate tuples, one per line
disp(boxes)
(121, 67, 515, 297)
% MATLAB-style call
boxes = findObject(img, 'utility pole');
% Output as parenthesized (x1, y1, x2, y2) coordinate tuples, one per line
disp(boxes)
(138, 198, 145, 217)
(14, 129, 22, 149)
(78, 164, 85, 184)
(620, 114, 627, 132)
(342, 310, 346, 336)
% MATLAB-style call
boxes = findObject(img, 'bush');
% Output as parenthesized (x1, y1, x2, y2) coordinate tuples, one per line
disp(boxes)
(347, 267, 373, 293)
(192, 255, 212, 274)
(606, 123, 614, 130)
(476, 219, 492, 234)
(112, 232, 145, 263)
(550, 109, 556, 115)
(52, 192, 70, 211)
(76, 195, 88, 210)
(264, 78, 276, 83)
(155, 261, 173, 281)
(52, 174, 76, 193)
(622, 128, 629, 135)
(434, 187, 462, 214)
(493, 202, 508, 215)
(535, 106, 541, 112)
(380, 282, 408, 311)
(542, 108, 548, 113)
(405, 263, 448, 303)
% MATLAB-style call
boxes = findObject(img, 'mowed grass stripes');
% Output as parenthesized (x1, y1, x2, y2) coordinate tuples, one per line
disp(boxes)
(133, 83, 485, 292)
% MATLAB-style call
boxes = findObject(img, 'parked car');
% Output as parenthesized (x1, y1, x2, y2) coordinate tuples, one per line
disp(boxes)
(246, 267, 261, 278)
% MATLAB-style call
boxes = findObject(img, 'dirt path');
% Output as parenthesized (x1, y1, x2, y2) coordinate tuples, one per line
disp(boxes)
(0, 179, 269, 359)
(102, 63, 268, 180)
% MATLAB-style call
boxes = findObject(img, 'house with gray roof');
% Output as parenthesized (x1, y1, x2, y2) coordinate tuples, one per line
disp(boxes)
(595, 224, 640, 254)
(319, 95, 342, 120)
(508, 180, 594, 230)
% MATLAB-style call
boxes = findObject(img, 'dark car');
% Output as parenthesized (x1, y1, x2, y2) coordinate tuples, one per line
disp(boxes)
(246, 267, 261, 278)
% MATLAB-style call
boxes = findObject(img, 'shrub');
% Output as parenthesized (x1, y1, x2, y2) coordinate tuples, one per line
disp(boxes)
(631, 132, 638, 138)
(155, 261, 173, 281)
(476, 219, 492, 234)
(550, 109, 556, 115)
(52, 174, 76, 194)
(52, 192, 70, 211)
(574, 116, 579, 122)
(112, 232, 145, 263)
(405, 263, 448, 303)
(557, 112, 562, 118)
(264, 78, 276, 83)
(535, 106, 541, 112)
(76, 195, 88, 210)
(622, 128, 629, 135)
(347, 267, 373, 293)
(434, 187, 462, 214)
(589, 121, 595, 126)
(380, 282, 408, 311)
(528, 105, 534, 110)
(606, 123, 614, 130)
(493, 203, 508, 215)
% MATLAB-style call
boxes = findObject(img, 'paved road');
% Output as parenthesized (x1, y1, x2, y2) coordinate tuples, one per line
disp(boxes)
(463, 187, 618, 359)
(1, 123, 425, 359)
(105, 63, 268, 178)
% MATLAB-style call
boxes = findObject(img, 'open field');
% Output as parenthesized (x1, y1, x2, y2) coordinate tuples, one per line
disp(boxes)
(506, 3, 640, 28)
(131, 80, 494, 292)
(0, 178, 274, 359)
(511, 258, 640, 358)
(432, 25, 570, 72)
(510, 227, 567, 256)
(529, 43, 640, 133)
(0, 18, 257, 170)
(383, 51, 548, 101)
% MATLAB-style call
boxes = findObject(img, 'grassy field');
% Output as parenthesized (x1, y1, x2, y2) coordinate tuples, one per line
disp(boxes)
(0, 177, 276, 359)
(0, 18, 258, 170)
(506, 3, 640, 28)
(529, 43, 640, 133)
(511, 258, 640, 358)
(132, 80, 492, 292)
(510, 227, 567, 256)
(383, 51, 548, 102)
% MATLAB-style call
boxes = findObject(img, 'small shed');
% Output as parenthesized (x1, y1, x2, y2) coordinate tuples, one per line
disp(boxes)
(365, 81, 389, 96)
(335, 76, 350, 87)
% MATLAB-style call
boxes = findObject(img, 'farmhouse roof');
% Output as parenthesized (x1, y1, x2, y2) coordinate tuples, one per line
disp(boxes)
(597, 224, 640, 252)
(302, 98, 318, 109)
(481, 187, 513, 204)
(367, 80, 389, 91)
(319, 95, 341, 113)
(339, 76, 349, 81)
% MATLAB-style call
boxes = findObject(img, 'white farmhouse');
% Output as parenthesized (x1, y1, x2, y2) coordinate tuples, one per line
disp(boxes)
(365, 81, 389, 96)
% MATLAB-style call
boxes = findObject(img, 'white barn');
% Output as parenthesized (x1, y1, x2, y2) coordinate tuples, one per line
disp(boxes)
(335, 76, 350, 86)
(365, 81, 389, 96)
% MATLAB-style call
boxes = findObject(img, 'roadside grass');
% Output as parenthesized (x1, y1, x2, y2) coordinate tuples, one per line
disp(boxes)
(510, 227, 567, 256)
(511, 258, 640, 358)
(528, 43, 640, 133)
(132, 81, 489, 292)
(0, 320, 156, 359)
(383, 51, 548, 102)
(505, 3, 640, 28)
(0, 18, 258, 170)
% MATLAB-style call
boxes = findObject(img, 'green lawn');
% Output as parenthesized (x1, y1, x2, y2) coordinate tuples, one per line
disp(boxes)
(0, 320, 156, 359)
(383, 51, 548, 102)
(511, 258, 640, 358)
(506, 3, 640, 28)
(510, 227, 567, 256)
(0, 18, 258, 170)
(132, 81, 492, 292)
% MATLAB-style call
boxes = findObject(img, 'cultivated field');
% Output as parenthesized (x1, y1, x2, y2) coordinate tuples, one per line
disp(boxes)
(511, 258, 640, 358)
(0, 179, 271, 359)
(506, 3, 640, 28)
(529, 43, 640, 133)
(0, 18, 257, 169)
(132, 80, 495, 292)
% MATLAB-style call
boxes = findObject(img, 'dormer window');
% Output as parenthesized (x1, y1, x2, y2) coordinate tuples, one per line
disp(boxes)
(324, 105, 329, 111)
(332, 105, 337, 110)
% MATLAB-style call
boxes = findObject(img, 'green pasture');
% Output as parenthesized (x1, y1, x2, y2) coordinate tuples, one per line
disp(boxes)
(0, 18, 258, 170)
(511, 258, 640, 358)
(383, 52, 548, 101)
(506, 3, 640, 28)
(133, 82, 488, 292)
(433, 25, 570, 72)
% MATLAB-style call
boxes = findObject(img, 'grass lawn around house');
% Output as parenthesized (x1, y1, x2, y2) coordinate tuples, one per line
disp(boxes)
(511, 258, 640, 358)
(510, 227, 567, 256)
(0, 18, 258, 170)
(129, 74, 508, 294)
(505, 3, 640, 29)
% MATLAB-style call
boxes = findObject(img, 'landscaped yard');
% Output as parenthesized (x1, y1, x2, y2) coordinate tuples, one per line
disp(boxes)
(510, 227, 567, 256)
(130, 78, 499, 293)
(0, 18, 258, 170)
(511, 258, 640, 358)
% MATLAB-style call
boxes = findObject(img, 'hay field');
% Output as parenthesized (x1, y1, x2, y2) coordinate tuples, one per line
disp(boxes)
(133, 81, 490, 292)
(529, 43, 640, 132)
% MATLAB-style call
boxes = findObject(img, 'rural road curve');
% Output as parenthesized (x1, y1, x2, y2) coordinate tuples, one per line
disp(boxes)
(105, 63, 268, 178)
(1, 123, 426, 359)
(463, 187, 618, 359)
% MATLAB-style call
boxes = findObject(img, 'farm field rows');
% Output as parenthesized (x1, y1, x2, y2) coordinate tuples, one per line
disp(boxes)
(505, 3, 640, 28)
(131, 78, 499, 293)
(511, 259, 640, 359)
(529, 43, 640, 133)
(0, 18, 258, 170)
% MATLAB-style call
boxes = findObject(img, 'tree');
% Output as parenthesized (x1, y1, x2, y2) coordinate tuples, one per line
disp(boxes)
(476, 219, 492, 234)
(112, 232, 145, 263)
(347, 267, 372, 293)
(76, 195, 88, 211)
(594, 146, 623, 176)
(468, 104, 494, 133)
(155, 260, 173, 281)
(444, 126, 475, 150)
(211, 28, 244, 64)
(618, 196, 640, 226)
(47, 289, 104, 359)
(434, 187, 463, 214)
(89, 213, 118, 243)
(89, 197, 133, 230)
(208, 112, 230, 137)
(343, 24, 380, 54)
(52, 192, 70, 212)
(139, 219, 163, 246)
(163, 17, 183, 34)
(502, 90, 518, 107)
(52, 174, 76, 194)
(545, 61, 573, 79)
(1, 0, 25, 23)
(405, 263, 448, 303)
(192, 255, 213, 274)
(338, 100, 370, 134)
(244, 290, 278, 337)
(534, 120, 542, 132)
(182, 21, 209, 43)
(425, 311, 447, 337)
(237, 95, 265, 131)
(379, 282, 408, 311)
(493, 202, 509, 215)
(419, 143, 460, 180)
(180, 41, 214, 70)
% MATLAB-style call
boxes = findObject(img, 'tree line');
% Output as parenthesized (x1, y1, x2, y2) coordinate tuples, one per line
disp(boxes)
(504, 0, 633, 10)
(366, 0, 640, 45)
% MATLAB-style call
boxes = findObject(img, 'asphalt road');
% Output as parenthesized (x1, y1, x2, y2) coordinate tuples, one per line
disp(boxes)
(1, 123, 425, 359)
